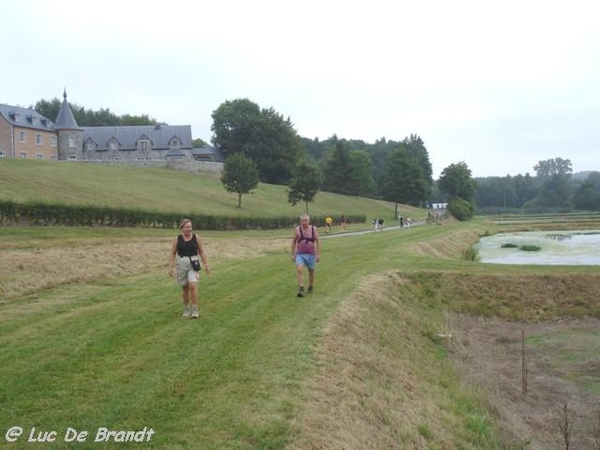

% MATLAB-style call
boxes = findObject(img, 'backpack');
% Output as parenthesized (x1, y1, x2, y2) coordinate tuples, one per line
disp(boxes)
(297, 225, 315, 244)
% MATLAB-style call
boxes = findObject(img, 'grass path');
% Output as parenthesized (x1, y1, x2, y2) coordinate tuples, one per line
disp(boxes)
(0, 224, 458, 449)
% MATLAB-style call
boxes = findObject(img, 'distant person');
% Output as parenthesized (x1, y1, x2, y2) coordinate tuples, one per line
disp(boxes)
(399, 214, 404, 228)
(339, 214, 347, 232)
(291, 213, 321, 297)
(377, 218, 384, 231)
(324, 213, 333, 233)
(168, 218, 211, 319)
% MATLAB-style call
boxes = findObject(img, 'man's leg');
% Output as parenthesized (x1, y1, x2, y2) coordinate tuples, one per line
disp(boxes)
(296, 263, 305, 297)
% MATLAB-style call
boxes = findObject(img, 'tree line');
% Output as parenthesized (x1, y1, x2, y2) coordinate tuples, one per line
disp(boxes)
(475, 158, 600, 213)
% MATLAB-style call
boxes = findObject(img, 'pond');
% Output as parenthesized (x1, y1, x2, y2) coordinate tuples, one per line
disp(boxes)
(477, 230, 600, 265)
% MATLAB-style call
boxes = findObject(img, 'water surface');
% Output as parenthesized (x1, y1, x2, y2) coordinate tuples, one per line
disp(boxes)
(477, 230, 600, 265)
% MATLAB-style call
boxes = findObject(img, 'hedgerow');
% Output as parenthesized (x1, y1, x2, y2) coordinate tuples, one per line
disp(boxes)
(0, 201, 365, 230)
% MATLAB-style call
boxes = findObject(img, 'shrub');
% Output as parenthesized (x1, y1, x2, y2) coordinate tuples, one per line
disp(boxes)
(519, 245, 541, 252)
(447, 197, 474, 221)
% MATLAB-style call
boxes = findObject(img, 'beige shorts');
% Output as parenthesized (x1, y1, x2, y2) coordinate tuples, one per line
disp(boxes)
(176, 255, 200, 287)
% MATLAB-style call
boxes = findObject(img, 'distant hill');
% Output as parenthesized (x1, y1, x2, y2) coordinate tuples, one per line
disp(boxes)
(572, 171, 598, 181)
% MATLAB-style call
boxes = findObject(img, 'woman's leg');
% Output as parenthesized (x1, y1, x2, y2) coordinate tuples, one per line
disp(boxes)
(188, 282, 199, 318)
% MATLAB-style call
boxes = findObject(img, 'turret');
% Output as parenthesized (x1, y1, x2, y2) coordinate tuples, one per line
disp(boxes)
(54, 89, 83, 160)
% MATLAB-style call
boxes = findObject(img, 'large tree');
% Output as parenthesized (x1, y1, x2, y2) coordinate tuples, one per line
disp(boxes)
(402, 134, 433, 191)
(532, 157, 573, 208)
(347, 150, 375, 196)
(437, 162, 476, 202)
(383, 138, 432, 209)
(287, 162, 322, 214)
(437, 161, 476, 220)
(211, 99, 303, 184)
(220, 153, 259, 208)
(321, 142, 352, 194)
(573, 172, 600, 210)
(383, 146, 429, 215)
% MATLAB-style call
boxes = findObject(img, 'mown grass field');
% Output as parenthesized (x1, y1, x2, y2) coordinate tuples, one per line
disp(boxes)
(1, 159, 600, 449)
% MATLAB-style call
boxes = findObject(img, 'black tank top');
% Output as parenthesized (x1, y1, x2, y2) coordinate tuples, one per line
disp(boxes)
(177, 234, 199, 257)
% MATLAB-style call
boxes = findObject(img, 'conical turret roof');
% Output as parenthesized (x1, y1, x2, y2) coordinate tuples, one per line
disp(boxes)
(54, 89, 82, 130)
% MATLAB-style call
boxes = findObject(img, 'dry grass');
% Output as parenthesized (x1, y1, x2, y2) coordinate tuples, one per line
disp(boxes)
(408, 229, 481, 259)
(287, 272, 488, 449)
(0, 235, 288, 305)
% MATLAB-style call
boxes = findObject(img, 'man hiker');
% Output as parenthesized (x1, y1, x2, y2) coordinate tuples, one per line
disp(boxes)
(291, 213, 321, 297)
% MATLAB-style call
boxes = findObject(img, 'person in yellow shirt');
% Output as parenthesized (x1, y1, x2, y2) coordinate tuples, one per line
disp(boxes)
(324, 213, 333, 233)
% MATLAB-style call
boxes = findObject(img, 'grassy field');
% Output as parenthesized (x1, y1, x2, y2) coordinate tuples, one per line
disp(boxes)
(1, 160, 600, 449)
(0, 158, 423, 223)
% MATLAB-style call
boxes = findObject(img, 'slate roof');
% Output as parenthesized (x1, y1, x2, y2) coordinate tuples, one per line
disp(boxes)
(0, 103, 55, 131)
(191, 145, 225, 161)
(54, 91, 81, 130)
(82, 125, 193, 151)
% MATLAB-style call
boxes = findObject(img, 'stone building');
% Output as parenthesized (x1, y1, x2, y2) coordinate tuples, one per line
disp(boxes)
(0, 91, 222, 163)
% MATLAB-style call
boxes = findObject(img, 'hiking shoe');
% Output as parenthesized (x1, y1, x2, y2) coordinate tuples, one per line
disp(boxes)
(191, 306, 199, 319)
(307, 286, 314, 294)
(297, 290, 305, 298)
(182, 305, 192, 317)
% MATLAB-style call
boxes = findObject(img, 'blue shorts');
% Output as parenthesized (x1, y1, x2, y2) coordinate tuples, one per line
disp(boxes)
(295, 253, 316, 270)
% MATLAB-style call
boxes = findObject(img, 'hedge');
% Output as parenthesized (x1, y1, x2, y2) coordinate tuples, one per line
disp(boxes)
(0, 201, 366, 231)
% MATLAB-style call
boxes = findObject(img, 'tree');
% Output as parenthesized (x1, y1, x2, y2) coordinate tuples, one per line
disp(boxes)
(193, 138, 207, 147)
(33, 98, 157, 126)
(437, 162, 476, 202)
(573, 172, 600, 210)
(437, 162, 476, 221)
(321, 141, 352, 194)
(475, 176, 519, 210)
(211, 99, 303, 184)
(383, 144, 431, 212)
(534, 157, 572, 178)
(403, 134, 434, 193)
(347, 150, 375, 196)
(533, 157, 573, 208)
(220, 153, 259, 208)
(287, 162, 322, 214)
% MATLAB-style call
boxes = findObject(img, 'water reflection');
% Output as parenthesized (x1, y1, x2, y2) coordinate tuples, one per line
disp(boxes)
(477, 230, 600, 265)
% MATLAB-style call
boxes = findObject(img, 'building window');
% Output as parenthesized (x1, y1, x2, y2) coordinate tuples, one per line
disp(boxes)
(19, 132, 26, 143)
(109, 142, 117, 151)
(20, 152, 27, 159)
(138, 140, 150, 151)
(86, 143, 95, 151)
(37, 134, 43, 145)
(68, 154, 77, 161)
(0, 150, 5, 157)
(68, 135, 75, 148)
(50, 136, 57, 147)
(37, 154, 44, 160)
(50, 155, 57, 161)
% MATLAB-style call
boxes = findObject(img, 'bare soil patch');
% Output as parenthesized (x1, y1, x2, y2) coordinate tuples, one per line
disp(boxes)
(449, 314, 600, 449)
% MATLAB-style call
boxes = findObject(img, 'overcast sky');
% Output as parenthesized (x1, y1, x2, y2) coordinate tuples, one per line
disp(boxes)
(2, 0, 599, 178)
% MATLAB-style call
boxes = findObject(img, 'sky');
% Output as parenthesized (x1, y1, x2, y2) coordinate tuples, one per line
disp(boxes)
(2, 0, 599, 178)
